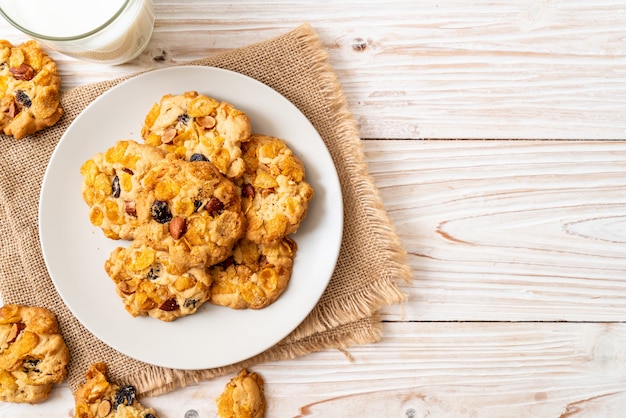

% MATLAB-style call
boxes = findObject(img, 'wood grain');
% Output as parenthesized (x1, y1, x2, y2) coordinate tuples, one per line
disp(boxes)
(0, 0, 624, 139)
(4, 140, 623, 416)
(0, 1, 625, 416)
(369, 140, 626, 322)
(3, 322, 626, 417)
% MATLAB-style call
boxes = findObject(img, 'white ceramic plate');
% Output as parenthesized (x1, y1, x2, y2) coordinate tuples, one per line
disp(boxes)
(39, 66, 343, 370)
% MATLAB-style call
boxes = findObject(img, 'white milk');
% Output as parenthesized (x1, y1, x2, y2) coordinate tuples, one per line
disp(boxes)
(0, 0, 154, 64)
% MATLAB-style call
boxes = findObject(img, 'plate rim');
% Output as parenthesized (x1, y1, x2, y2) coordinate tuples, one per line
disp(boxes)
(38, 65, 343, 369)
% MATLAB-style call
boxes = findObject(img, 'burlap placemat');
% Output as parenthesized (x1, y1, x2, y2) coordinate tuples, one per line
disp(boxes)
(0, 24, 411, 397)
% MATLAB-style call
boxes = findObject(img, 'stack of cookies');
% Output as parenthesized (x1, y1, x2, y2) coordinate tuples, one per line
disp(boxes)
(0, 42, 276, 413)
(80, 91, 314, 322)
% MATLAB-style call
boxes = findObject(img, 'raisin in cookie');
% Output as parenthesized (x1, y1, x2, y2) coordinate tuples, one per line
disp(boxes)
(136, 156, 246, 270)
(0, 304, 69, 404)
(105, 243, 213, 322)
(141, 91, 251, 179)
(241, 134, 314, 244)
(216, 369, 266, 418)
(209, 237, 297, 310)
(74, 362, 158, 418)
(80, 140, 167, 240)
(0, 39, 63, 139)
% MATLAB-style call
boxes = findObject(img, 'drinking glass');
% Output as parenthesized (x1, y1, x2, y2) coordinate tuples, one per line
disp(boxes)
(0, 0, 154, 65)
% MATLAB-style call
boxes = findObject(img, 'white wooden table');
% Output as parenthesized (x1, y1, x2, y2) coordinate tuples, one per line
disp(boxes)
(2, 1, 626, 416)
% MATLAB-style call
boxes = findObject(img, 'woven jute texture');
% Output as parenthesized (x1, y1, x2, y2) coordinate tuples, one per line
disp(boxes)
(0, 24, 411, 397)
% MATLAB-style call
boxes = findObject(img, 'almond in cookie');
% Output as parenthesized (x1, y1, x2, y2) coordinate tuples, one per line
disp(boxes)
(141, 91, 251, 179)
(105, 242, 213, 322)
(0, 39, 63, 139)
(74, 362, 158, 418)
(0, 304, 69, 404)
(209, 237, 297, 310)
(241, 134, 314, 245)
(80, 140, 167, 240)
(136, 156, 246, 270)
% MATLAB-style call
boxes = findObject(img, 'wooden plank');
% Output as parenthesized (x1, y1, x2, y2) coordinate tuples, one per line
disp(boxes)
(367, 140, 626, 322)
(0, 0, 624, 139)
(2, 321, 626, 417)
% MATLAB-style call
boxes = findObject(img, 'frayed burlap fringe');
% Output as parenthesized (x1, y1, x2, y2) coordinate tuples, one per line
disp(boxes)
(129, 23, 412, 396)
(0, 23, 412, 397)
(136, 315, 383, 397)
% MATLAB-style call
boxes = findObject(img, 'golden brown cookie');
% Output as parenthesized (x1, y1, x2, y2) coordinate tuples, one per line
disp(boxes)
(74, 362, 158, 418)
(209, 237, 297, 310)
(141, 91, 252, 179)
(0, 304, 69, 404)
(0, 39, 63, 139)
(216, 369, 266, 418)
(241, 134, 314, 244)
(135, 156, 246, 270)
(80, 140, 167, 240)
(105, 243, 213, 322)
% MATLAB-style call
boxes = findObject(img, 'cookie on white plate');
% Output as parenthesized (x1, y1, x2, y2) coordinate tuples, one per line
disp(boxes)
(141, 91, 251, 179)
(240, 134, 314, 245)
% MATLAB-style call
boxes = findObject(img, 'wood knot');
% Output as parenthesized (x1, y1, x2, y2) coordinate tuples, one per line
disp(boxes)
(152, 49, 169, 62)
(352, 37, 368, 51)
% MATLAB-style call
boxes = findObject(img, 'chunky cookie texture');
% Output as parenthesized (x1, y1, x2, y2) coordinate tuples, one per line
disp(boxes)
(0, 304, 69, 404)
(210, 237, 297, 310)
(80, 92, 316, 321)
(74, 362, 158, 418)
(105, 243, 213, 322)
(141, 91, 252, 179)
(0, 40, 63, 139)
(80, 140, 167, 240)
(216, 369, 266, 418)
(136, 156, 247, 269)
(241, 134, 314, 245)
(102, 156, 246, 321)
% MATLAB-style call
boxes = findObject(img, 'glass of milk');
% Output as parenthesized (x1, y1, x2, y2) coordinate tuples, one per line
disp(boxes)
(0, 0, 154, 65)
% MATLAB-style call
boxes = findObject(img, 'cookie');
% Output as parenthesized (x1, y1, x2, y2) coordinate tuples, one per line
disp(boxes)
(74, 362, 158, 418)
(216, 369, 266, 418)
(0, 304, 69, 404)
(80, 140, 167, 240)
(105, 243, 213, 322)
(135, 156, 246, 270)
(240, 134, 314, 244)
(209, 237, 297, 310)
(0, 39, 63, 139)
(141, 91, 252, 179)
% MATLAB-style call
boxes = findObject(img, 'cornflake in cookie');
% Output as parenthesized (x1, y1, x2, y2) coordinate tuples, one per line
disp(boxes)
(216, 369, 266, 418)
(141, 91, 252, 179)
(105, 243, 213, 322)
(241, 134, 314, 245)
(80, 140, 167, 240)
(209, 237, 297, 310)
(137, 156, 246, 270)
(74, 362, 158, 418)
(0, 39, 63, 139)
(0, 304, 69, 404)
